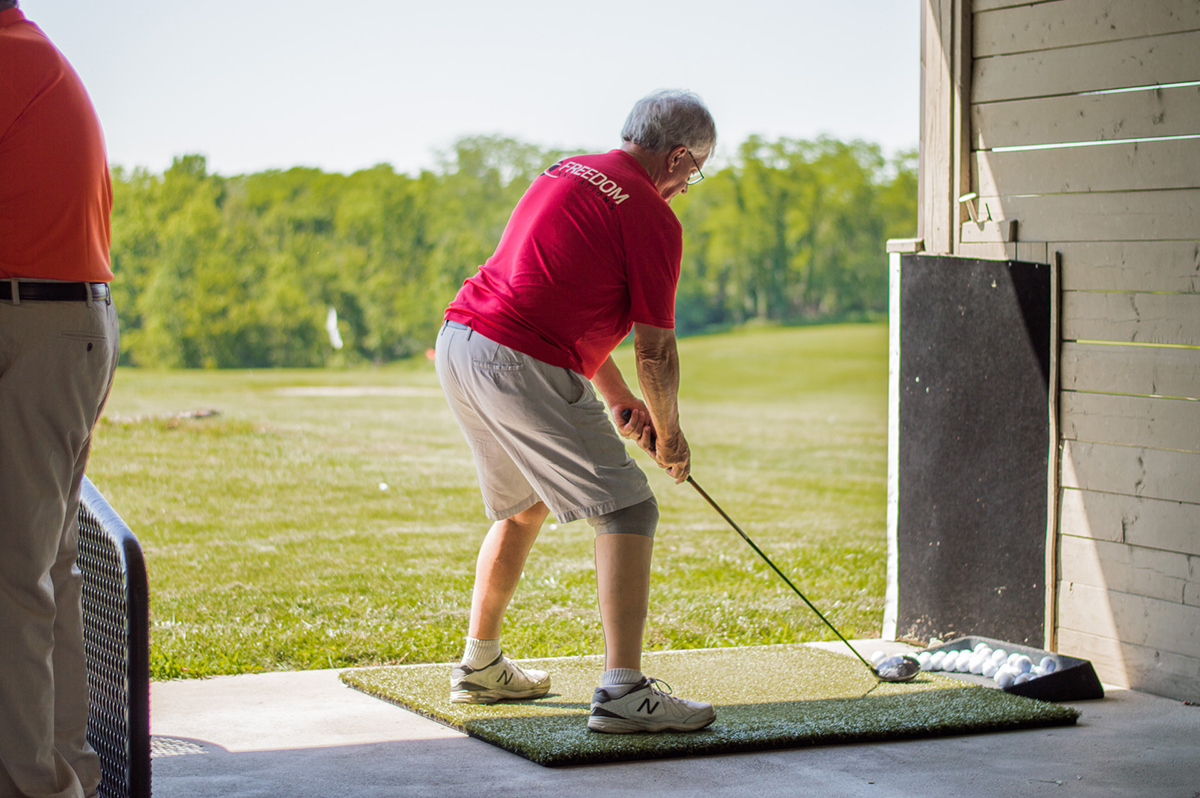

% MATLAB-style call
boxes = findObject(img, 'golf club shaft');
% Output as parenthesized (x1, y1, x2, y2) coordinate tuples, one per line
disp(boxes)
(686, 476, 876, 673)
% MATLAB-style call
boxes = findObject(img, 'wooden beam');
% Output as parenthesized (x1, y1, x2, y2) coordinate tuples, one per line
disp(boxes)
(1062, 439, 1200, 503)
(973, 0, 1052, 11)
(1057, 626, 1200, 700)
(1045, 251, 1062, 651)
(1062, 391, 1200, 453)
(1061, 342, 1200, 398)
(1060, 487, 1200, 555)
(1058, 241, 1200, 293)
(960, 218, 1017, 243)
(952, 1, 973, 254)
(920, 0, 972, 254)
(972, 84, 1200, 150)
(1060, 534, 1195, 606)
(921, 0, 954, 253)
(975, 0, 1200, 58)
(972, 189, 1200, 242)
(973, 29, 1200, 103)
(956, 241, 1017, 260)
(975, 138, 1200, 197)
(1058, 581, 1200, 659)
(1063, 291, 1200, 346)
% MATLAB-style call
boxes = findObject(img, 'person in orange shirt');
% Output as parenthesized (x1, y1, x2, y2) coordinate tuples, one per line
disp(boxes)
(0, 3, 119, 797)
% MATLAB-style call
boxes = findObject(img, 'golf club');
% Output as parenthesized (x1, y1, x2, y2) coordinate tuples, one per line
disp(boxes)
(686, 476, 918, 683)
(619, 408, 918, 683)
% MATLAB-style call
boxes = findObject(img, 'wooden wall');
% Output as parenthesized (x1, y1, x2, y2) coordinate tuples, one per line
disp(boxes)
(919, 0, 1200, 701)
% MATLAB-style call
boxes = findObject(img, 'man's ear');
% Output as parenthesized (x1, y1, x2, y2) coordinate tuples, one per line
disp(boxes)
(667, 145, 688, 173)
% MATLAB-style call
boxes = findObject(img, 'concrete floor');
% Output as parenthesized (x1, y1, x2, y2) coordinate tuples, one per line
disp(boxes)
(149, 641, 1200, 798)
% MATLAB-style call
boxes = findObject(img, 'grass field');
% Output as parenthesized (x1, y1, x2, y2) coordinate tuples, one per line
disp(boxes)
(86, 323, 889, 680)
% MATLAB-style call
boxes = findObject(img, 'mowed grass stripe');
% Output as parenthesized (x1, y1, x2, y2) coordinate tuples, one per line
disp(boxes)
(86, 323, 887, 679)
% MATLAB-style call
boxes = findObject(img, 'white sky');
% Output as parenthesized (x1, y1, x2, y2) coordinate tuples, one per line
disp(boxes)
(22, 0, 920, 176)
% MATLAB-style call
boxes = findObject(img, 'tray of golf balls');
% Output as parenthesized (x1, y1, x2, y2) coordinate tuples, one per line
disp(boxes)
(903, 636, 1104, 702)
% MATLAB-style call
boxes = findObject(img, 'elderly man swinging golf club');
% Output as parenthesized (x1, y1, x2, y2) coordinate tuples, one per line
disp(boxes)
(435, 89, 715, 733)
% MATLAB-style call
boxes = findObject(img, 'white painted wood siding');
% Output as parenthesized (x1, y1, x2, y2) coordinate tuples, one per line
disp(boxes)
(967, 0, 1200, 701)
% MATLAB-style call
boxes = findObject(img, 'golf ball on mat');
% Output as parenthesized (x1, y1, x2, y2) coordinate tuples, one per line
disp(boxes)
(871, 650, 886, 666)
(1040, 657, 1058, 673)
(973, 642, 988, 652)
(930, 651, 947, 670)
(1014, 672, 1032, 685)
(1013, 655, 1033, 674)
(956, 651, 973, 672)
(918, 652, 933, 670)
(969, 653, 987, 674)
(991, 649, 1008, 664)
(982, 660, 999, 678)
(996, 670, 1016, 689)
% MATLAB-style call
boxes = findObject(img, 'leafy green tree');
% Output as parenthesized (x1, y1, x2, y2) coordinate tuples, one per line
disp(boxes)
(108, 135, 915, 367)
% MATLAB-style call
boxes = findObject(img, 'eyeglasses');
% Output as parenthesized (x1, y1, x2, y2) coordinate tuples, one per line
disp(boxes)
(686, 150, 704, 185)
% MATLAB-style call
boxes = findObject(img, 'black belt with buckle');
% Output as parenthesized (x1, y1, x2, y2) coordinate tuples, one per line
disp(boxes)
(0, 281, 110, 302)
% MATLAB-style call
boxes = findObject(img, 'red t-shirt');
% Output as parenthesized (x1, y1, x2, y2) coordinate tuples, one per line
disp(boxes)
(446, 150, 681, 379)
(0, 9, 113, 282)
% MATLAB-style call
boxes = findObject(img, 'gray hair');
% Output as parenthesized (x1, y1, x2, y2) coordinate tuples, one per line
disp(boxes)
(621, 89, 716, 157)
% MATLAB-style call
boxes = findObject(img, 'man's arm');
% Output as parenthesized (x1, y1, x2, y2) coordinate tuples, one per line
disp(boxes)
(590, 355, 658, 458)
(632, 323, 689, 483)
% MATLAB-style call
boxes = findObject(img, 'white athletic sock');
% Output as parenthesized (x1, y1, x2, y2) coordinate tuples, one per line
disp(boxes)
(461, 637, 501, 669)
(601, 668, 644, 689)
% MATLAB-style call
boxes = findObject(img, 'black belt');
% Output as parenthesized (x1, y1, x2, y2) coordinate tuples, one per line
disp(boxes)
(0, 281, 110, 302)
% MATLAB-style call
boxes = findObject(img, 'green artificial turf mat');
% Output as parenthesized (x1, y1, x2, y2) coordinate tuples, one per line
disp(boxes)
(341, 645, 1080, 766)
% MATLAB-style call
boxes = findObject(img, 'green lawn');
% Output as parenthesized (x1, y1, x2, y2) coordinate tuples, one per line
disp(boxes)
(87, 323, 888, 679)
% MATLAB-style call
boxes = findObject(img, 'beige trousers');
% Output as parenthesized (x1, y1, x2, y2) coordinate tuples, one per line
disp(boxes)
(0, 289, 119, 798)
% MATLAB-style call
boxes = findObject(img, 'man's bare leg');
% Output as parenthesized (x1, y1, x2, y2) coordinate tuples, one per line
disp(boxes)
(594, 533, 653, 671)
(451, 502, 552, 704)
(467, 501, 549, 640)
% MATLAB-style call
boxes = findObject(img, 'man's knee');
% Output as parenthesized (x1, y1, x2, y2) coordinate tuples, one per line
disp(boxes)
(586, 497, 658, 539)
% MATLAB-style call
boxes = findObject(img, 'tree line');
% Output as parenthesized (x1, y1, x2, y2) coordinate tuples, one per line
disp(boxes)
(109, 135, 915, 368)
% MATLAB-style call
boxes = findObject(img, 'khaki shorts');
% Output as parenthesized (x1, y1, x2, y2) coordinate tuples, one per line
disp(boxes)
(435, 321, 653, 523)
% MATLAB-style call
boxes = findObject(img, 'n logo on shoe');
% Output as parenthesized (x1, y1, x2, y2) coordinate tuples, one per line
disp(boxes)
(497, 670, 513, 685)
(637, 698, 660, 714)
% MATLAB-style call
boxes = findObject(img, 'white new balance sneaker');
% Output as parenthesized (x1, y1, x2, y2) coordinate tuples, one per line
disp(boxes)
(587, 677, 716, 733)
(449, 653, 551, 704)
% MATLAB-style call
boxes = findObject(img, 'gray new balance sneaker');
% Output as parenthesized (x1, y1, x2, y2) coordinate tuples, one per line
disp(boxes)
(588, 677, 716, 733)
(449, 653, 551, 704)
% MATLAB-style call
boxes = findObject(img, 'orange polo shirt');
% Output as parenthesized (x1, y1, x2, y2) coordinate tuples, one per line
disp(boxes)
(0, 8, 113, 282)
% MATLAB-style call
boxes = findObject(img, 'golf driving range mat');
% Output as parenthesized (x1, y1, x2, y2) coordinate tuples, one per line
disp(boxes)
(340, 645, 1079, 766)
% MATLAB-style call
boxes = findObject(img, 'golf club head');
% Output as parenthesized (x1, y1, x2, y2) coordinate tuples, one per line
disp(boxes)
(872, 654, 921, 683)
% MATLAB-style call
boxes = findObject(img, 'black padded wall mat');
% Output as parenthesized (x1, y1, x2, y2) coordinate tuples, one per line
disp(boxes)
(897, 254, 1052, 645)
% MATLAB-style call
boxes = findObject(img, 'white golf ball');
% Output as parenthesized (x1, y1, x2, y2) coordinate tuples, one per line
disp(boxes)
(1007, 652, 1022, 666)
(956, 651, 973, 672)
(991, 649, 1008, 664)
(969, 653, 988, 674)
(973, 642, 988, 652)
(918, 652, 933, 670)
(1032, 666, 1046, 678)
(930, 651, 947, 670)
(996, 670, 1016, 689)
(982, 660, 999, 678)
(1040, 657, 1058, 674)
(1014, 672, 1032, 685)
(1014, 655, 1033, 674)
(378, 482, 389, 491)
(871, 650, 887, 666)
